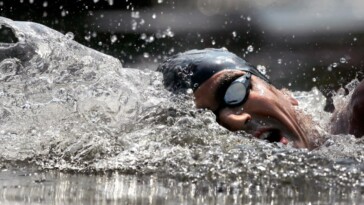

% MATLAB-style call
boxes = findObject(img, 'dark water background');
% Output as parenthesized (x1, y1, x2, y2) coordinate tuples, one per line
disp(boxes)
(1, 0, 363, 92)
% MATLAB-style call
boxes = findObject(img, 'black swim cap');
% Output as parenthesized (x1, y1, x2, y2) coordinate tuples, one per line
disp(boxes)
(158, 48, 269, 92)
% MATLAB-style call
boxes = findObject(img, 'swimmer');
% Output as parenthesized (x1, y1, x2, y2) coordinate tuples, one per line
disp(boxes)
(158, 48, 364, 150)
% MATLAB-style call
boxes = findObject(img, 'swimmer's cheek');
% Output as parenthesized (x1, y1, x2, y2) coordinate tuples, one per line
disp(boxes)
(217, 108, 251, 131)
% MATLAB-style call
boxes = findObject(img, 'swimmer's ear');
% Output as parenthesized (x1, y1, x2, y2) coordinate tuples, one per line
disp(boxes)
(289, 96, 299, 106)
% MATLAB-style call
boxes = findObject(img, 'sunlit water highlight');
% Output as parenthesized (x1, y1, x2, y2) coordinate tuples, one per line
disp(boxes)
(0, 17, 363, 204)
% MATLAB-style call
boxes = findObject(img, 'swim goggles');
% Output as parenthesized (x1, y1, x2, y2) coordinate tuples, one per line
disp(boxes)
(223, 72, 252, 107)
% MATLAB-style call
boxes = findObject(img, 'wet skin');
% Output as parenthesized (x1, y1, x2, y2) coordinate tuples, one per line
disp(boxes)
(194, 70, 315, 149)
(331, 80, 364, 137)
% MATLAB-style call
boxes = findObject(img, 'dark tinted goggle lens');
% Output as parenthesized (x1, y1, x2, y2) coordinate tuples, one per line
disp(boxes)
(223, 73, 251, 106)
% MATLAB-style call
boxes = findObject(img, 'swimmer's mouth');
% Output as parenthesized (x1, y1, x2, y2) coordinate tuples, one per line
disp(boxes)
(255, 128, 288, 145)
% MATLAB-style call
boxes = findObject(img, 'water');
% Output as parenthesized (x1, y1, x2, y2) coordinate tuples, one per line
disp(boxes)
(0, 17, 363, 204)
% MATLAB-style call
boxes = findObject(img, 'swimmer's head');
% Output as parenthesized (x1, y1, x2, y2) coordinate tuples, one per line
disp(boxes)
(157, 48, 269, 93)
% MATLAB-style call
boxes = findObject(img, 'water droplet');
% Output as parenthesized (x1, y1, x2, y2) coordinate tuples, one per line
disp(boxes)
(312, 77, 316, 82)
(158, 0, 163, 3)
(110, 35, 117, 44)
(288, 82, 292, 87)
(98, 41, 102, 46)
(140, 33, 147, 40)
(340, 57, 347, 64)
(232, 31, 237, 38)
(277, 59, 282, 64)
(152, 14, 157, 19)
(169, 48, 175, 54)
(164, 28, 174, 37)
(107, 0, 114, 6)
(139, 19, 145, 25)
(332, 62, 338, 68)
(65, 32, 74, 40)
(84, 35, 91, 41)
(131, 11, 140, 19)
(327, 66, 332, 72)
(353, 37, 357, 41)
(61, 10, 67, 17)
(147, 36, 155, 43)
(131, 20, 137, 30)
(17, 33, 25, 42)
(247, 45, 254, 52)
(257, 65, 266, 75)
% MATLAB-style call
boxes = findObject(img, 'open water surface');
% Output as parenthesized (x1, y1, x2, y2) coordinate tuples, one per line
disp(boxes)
(0, 17, 363, 204)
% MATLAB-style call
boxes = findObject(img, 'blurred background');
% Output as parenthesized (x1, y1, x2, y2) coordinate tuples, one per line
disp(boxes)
(1, 0, 364, 102)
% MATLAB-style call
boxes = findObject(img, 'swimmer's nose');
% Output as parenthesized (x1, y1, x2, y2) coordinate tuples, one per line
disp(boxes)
(217, 108, 251, 131)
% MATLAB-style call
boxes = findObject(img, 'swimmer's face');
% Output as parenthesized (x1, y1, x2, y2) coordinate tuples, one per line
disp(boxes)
(194, 70, 312, 149)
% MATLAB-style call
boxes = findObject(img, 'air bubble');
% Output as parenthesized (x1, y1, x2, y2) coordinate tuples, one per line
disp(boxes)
(143, 52, 150, 58)
(158, 0, 163, 3)
(277, 59, 282, 64)
(247, 16, 251, 21)
(312, 78, 316, 82)
(232, 31, 237, 38)
(332, 62, 338, 68)
(152, 14, 157, 19)
(211, 40, 216, 45)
